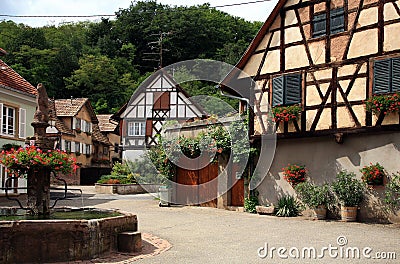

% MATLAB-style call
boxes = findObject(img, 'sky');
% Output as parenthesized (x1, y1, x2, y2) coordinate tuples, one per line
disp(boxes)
(1, 0, 279, 27)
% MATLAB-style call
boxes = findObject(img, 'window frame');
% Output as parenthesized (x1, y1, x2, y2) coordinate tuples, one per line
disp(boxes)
(312, 7, 345, 38)
(2, 105, 16, 137)
(271, 73, 303, 107)
(127, 121, 146, 137)
(372, 56, 400, 95)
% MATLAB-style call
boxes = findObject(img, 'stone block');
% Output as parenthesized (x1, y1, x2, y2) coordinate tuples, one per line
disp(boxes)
(256, 205, 275, 215)
(118, 231, 142, 253)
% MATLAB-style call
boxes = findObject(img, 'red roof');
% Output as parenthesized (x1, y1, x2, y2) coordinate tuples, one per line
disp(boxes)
(0, 59, 37, 96)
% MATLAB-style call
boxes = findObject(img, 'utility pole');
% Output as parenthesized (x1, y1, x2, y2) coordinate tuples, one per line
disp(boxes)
(143, 31, 171, 69)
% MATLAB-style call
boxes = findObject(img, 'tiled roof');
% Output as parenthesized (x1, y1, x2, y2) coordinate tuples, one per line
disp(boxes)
(0, 59, 37, 96)
(54, 98, 88, 117)
(48, 99, 74, 135)
(92, 123, 112, 145)
(97, 114, 117, 132)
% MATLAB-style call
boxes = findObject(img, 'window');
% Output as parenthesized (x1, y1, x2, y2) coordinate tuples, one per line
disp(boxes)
(85, 144, 91, 155)
(74, 117, 81, 130)
(103, 146, 109, 155)
(128, 122, 145, 136)
(373, 57, 400, 94)
(75, 142, 81, 153)
(272, 74, 302, 107)
(2, 105, 15, 136)
(65, 141, 71, 153)
(312, 7, 345, 38)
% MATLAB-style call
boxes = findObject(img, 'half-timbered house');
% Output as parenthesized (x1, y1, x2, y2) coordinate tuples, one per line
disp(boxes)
(221, 0, 400, 221)
(118, 70, 205, 160)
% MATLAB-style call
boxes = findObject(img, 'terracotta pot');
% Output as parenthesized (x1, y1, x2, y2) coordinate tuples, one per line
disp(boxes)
(313, 205, 327, 220)
(340, 206, 358, 222)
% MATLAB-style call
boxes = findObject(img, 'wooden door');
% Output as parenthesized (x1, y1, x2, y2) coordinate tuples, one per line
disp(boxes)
(230, 164, 244, 206)
(199, 162, 218, 207)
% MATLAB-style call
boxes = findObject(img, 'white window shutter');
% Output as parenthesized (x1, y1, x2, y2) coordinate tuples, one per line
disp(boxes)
(61, 140, 65, 151)
(89, 122, 92, 133)
(81, 119, 85, 131)
(19, 108, 26, 138)
(82, 143, 86, 154)
(80, 143, 83, 154)
(0, 103, 3, 135)
(72, 117, 76, 129)
(90, 144, 92, 154)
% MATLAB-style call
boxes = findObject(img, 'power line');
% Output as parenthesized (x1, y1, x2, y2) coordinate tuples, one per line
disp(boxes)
(0, 0, 271, 19)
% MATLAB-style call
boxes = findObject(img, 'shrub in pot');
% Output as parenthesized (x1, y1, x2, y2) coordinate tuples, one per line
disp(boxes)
(295, 182, 333, 220)
(331, 171, 365, 222)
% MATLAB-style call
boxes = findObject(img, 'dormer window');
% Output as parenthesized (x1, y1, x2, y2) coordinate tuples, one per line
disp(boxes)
(312, 7, 345, 38)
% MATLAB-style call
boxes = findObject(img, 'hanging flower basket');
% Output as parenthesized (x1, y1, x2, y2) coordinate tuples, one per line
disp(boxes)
(282, 164, 307, 186)
(360, 162, 385, 185)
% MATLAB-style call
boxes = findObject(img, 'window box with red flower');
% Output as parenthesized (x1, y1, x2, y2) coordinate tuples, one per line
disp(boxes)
(365, 93, 400, 116)
(360, 162, 385, 186)
(282, 164, 307, 186)
(272, 105, 302, 123)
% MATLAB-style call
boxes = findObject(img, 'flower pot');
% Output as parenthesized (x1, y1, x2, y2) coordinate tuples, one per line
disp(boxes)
(340, 206, 358, 222)
(313, 205, 327, 220)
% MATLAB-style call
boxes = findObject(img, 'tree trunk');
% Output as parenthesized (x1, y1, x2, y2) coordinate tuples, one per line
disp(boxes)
(27, 168, 51, 216)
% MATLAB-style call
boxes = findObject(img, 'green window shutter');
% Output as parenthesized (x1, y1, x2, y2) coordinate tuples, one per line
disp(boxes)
(391, 57, 400, 92)
(373, 59, 391, 94)
(313, 13, 326, 38)
(284, 74, 302, 105)
(272, 76, 284, 107)
(330, 8, 345, 34)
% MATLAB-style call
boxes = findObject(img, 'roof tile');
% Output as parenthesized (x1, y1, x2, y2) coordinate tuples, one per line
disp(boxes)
(0, 59, 37, 96)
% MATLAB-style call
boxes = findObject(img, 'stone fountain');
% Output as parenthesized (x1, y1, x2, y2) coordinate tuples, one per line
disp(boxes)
(0, 84, 141, 263)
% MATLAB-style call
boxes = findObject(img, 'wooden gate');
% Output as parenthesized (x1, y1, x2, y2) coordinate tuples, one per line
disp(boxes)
(175, 160, 218, 207)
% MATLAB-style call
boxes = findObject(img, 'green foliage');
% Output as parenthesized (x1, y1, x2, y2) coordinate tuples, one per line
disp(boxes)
(295, 182, 333, 209)
(331, 171, 365, 207)
(365, 93, 400, 115)
(274, 195, 302, 217)
(385, 173, 400, 211)
(0, 2, 261, 113)
(97, 162, 137, 184)
(126, 157, 164, 184)
(360, 162, 385, 185)
(244, 195, 259, 213)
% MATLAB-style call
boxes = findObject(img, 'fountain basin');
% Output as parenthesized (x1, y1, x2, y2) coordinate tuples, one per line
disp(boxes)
(0, 207, 138, 263)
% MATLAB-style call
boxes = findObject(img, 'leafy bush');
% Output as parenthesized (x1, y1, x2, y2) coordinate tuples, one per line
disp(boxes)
(97, 162, 137, 184)
(295, 182, 333, 208)
(244, 195, 259, 213)
(385, 173, 400, 211)
(331, 171, 364, 207)
(274, 195, 302, 217)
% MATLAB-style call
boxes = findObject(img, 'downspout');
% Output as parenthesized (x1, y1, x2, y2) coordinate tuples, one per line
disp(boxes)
(217, 85, 254, 199)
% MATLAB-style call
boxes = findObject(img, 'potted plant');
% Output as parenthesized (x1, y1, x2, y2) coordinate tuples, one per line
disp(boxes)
(295, 182, 333, 220)
(360, 162, 385, 186)
(365, 93, 400, 116)
(331, 171, 365, 222)
(282, 164, 307, 186)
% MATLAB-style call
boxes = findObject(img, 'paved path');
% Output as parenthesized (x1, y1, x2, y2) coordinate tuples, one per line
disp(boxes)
(1, 186, 399, 263)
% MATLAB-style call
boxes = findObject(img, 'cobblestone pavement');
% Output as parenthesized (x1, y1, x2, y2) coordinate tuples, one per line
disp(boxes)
(1, 186, 399, 264)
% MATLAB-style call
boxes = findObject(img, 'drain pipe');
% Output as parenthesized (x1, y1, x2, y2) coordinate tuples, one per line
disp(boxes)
(216, 85, 254, 199)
